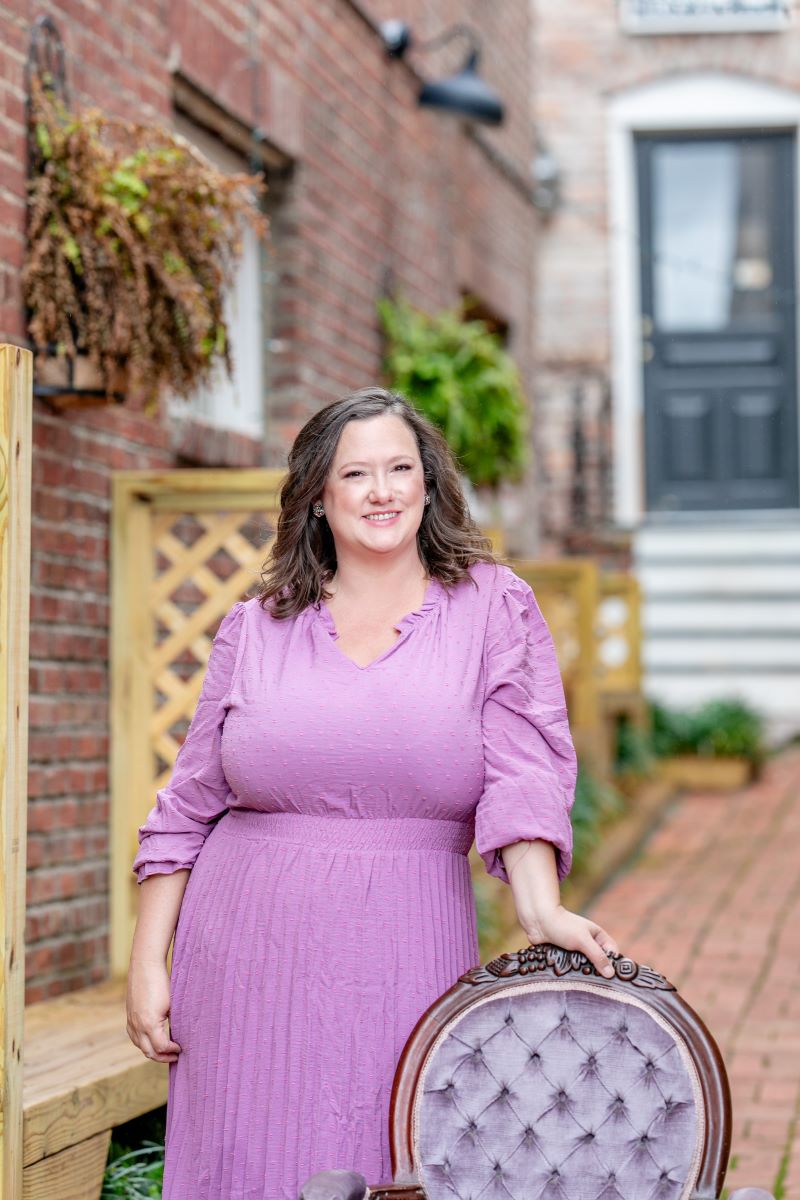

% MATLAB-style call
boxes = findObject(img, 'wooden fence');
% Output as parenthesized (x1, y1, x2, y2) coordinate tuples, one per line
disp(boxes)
(0, 345, 33, 1200)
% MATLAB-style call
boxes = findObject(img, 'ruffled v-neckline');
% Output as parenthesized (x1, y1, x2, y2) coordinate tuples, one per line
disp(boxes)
(313, 576, 445, 671)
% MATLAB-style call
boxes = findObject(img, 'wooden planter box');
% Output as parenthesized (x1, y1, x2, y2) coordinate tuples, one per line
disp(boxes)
(34, 354, 126, 409)
(657, 755, 755, 791)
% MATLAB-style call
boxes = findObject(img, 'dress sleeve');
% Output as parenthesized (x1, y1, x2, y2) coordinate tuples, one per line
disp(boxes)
(475, 569, 577, 884)
(131, 601, 247, 884)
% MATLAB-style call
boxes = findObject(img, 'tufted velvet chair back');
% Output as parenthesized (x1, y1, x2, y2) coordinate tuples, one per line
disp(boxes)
(384, 945, 732, 1200)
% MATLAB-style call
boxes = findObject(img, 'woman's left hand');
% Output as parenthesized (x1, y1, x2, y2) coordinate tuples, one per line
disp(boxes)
(501, 839, 621, 979)
(518, 902, 620, 979)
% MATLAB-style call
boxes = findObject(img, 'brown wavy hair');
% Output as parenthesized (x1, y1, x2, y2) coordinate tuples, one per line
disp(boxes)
(258, 386, 500, 618)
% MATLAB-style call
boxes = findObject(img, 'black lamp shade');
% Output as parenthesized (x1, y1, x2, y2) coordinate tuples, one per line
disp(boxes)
(418, 51, 504, 127)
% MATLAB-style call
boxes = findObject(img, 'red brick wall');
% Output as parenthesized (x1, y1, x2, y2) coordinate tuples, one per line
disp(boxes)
(531, 1, 800, 550)
(0, 0, 537, 998)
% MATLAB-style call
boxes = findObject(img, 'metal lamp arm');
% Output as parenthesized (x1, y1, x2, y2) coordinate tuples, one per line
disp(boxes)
(380, 20, 481, 63)
(413, 23, 481, 58)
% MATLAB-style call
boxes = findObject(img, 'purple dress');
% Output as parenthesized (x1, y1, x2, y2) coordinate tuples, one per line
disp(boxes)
(132, 561, 576, 1200)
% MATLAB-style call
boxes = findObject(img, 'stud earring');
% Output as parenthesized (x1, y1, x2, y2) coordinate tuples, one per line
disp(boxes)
(312, 502, 325, 517)
(424, 493, 430, 506)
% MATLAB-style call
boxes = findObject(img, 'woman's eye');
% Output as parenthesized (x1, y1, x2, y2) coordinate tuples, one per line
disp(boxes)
(394, 464, 412, 471)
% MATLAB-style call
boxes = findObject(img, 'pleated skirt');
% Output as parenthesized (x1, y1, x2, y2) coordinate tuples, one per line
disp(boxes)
(163, 808, 480, 1200)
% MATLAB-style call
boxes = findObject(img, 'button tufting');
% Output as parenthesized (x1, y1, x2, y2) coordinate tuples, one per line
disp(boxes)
(504, 1014, 514, 1025)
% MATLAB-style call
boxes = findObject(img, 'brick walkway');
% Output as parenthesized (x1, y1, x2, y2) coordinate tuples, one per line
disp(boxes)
(587, 748, 800, 1199)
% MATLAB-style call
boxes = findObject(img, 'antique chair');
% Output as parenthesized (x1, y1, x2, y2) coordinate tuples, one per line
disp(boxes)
(300, 945, 772, 1200)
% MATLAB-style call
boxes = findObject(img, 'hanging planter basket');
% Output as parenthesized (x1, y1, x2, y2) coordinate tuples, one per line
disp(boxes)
(33, 351, 127, 410)
(23, 19, 268, 415)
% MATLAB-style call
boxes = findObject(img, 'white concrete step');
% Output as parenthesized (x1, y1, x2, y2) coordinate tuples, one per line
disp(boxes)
(644, 599, 800, 633)
(633, 521, 800, 739)
(644, 637, 800, 670)
(636, 525, 800, 560)
(637, 563, 800, 596)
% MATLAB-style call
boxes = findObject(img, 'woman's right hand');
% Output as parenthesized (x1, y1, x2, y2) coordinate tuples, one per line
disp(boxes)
(126, 959, 182, 1063)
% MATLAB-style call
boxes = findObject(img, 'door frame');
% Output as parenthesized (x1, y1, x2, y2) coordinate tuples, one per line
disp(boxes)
(607, 71, 800, 526)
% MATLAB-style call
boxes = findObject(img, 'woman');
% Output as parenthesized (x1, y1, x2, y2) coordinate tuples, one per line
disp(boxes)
(126, 386, 619, 1200)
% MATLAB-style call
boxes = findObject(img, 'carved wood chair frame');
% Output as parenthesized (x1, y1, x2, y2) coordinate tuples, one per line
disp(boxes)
(367, 944, 732, 1200)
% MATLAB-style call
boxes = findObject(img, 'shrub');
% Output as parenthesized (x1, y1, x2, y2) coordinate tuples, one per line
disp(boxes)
(650, 698, 765, 765)
(614, 716, 656, 780)
(570, 764, 625, 875)
(102, 1108, 165, 1198)
(102, 1143, 164, 1198)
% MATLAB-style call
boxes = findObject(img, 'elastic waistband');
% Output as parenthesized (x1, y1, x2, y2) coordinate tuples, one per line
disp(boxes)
(219, 809, 474, 855)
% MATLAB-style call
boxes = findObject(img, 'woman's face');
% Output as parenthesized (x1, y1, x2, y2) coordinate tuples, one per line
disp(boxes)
(320, 413, 426, 562)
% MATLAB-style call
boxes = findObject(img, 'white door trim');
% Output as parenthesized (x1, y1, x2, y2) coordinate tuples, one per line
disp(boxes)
(607, 71, 800, 526)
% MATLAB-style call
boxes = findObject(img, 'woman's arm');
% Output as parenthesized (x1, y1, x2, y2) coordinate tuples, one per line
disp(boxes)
(126, 871, 190, 1063)
(501, 839, 619, 978)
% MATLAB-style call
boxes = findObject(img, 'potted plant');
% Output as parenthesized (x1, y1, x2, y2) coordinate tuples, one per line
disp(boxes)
(650, 699, 766, 790)
(377, 295, 529, 552)
(23, 79, 268, 412)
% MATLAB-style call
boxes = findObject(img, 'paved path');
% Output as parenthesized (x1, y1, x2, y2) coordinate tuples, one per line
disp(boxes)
(587, 747, 800, 1199)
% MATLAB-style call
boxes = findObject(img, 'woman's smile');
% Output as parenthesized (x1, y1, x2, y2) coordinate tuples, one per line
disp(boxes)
(363, 511, 401, 524)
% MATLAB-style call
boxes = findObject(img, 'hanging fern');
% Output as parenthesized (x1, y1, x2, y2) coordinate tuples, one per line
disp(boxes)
(23, 79, 268, 406)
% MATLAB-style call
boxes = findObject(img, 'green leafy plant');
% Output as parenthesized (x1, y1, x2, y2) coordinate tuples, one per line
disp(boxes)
(377, 295, 529, 491)
(650, 699, 765, 765)
(102, 1142, 164, 1198)
(102, 1109, 165, 1198)
(570, 763, 626, 875)
(24, 79, 268, 407)
(614, 716, 656, 781)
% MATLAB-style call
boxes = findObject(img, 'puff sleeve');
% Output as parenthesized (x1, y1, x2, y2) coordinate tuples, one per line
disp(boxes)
(475, 569, 577, 884)
(131, 600, 247, 884)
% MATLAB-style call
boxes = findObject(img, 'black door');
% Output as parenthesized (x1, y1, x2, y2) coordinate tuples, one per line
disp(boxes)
(637, 132, 799, 511)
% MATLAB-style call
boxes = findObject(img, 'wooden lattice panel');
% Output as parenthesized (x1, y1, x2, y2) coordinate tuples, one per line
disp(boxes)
(151, 509, 274, 791)
(110, 470, 285, 974)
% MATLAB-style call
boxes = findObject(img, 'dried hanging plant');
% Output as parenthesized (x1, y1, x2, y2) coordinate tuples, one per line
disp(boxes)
(23, 78, 268, 407)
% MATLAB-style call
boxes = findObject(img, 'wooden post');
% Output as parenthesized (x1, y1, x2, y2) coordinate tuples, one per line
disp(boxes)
(0, 345, 32, 1200)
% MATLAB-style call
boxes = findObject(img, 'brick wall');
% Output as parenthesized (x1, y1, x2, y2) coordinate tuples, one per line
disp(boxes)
(0, 0, 537, 998)
(531, 1, 800, 551)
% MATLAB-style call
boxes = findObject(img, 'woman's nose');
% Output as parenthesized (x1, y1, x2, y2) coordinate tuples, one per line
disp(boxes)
(369, 479, 394, 500)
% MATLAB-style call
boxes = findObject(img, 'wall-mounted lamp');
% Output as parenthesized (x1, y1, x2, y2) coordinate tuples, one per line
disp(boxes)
(379, 20, 505, 127)
(531, 143, 562, 215)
